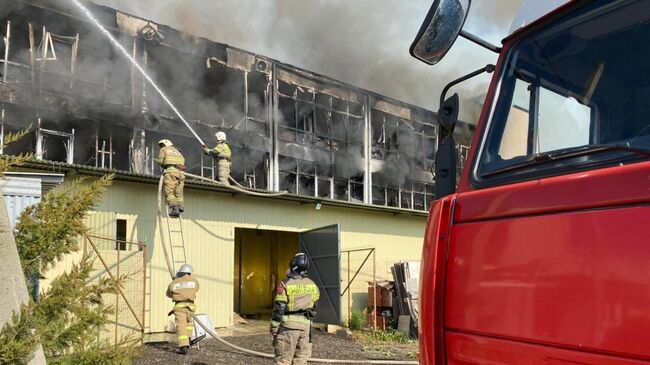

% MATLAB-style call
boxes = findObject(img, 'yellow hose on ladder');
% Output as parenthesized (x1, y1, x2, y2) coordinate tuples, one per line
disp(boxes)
(157, 175, 177, 277)
(156, 175, 418, 364)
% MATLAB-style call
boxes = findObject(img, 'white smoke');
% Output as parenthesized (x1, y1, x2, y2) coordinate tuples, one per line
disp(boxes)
(91, 0, 523, 123)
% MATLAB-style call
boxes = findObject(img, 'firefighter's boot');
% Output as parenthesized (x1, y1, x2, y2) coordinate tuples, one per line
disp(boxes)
(169, 205, 181, 218)
(178, 346, 189, 355)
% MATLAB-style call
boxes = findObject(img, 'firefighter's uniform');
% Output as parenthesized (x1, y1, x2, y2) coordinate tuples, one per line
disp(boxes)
(203, 132, 232, 185)
(205, 142, 231, 184)
(166, 273, 199, 349)
(156, 143, 185, 213)
(271, 273, 320, 365)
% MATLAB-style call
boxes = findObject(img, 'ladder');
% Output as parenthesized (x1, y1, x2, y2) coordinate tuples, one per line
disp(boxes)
(157, 175, 188, 276)
(164, 212, 188, 273)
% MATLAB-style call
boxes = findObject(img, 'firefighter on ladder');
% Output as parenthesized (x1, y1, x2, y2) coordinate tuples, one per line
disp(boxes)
(271, 253, 320, 365)
(202, 131, 231, 185)
(157, 139, 185, 218)
(166, 264, 200, 355)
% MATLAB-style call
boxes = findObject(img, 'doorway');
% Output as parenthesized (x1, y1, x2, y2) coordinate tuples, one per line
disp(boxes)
(233, 228, 299, 317)
(233, 225, 342, 325)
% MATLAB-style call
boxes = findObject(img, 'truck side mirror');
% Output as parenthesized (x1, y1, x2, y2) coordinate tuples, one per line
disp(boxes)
(410, 0, 471, 65)
(435, 94, 459, 199)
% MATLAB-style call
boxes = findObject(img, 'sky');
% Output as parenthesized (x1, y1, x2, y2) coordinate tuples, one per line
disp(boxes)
(92, 0, 524, 122)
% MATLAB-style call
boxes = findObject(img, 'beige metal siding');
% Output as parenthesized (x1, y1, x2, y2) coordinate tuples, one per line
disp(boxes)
(66, 179, 425, 332)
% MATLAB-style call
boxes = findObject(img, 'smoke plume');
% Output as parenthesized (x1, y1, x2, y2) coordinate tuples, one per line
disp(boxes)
(93, 0, 523, 123)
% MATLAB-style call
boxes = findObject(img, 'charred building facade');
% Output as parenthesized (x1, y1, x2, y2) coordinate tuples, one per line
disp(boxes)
(0, 0, 474, 212)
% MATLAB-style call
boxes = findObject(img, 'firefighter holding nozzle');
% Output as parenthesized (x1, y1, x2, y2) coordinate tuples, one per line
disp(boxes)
(202, 131, 231, 185)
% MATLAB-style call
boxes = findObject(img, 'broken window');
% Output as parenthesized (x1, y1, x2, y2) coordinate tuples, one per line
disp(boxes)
(36, 27, 79, 91)
(369, 105, 437, 210)
(245, 70, 269, 136)
(278, 156, 335, 198)
(230, 146, 268, 189)
(35, 119, 74, 164)
(87, 124, 131, 171)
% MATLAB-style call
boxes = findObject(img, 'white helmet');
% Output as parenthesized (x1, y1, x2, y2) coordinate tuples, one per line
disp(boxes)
(215, 131, 227, 142)
(178, 264, 193, 275)
(158, 139, 173, 147)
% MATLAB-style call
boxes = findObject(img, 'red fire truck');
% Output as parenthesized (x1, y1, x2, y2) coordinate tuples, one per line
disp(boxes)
(411, 0, 650, 363)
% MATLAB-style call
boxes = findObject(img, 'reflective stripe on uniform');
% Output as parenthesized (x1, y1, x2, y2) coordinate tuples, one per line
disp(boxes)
(174, 303, 196, 312)
(275, 294, 288, 302)
(281, 314, 311, 324)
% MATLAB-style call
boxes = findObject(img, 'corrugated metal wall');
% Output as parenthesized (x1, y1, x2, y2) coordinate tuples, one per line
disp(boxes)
(47, 178, 425, 333)
(1, 175, 42, 228)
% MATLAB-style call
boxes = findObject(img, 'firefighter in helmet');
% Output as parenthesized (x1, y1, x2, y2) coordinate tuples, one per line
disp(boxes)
(156, 139, 185, 218)
(202, 131, 231, 185)
(166, 264, 200, 355)
(271, 253, 320, 365)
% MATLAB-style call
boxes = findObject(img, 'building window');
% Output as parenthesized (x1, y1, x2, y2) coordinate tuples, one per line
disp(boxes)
(277, 80, 364, 155)
(115, 219, 127, 251)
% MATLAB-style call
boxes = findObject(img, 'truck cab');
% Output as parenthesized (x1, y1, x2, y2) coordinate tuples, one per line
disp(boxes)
(414, 0, 650, 363)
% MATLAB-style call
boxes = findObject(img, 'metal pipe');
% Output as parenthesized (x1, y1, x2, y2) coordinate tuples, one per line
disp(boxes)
(459, 30, 501, 53)
(115, 247, 120, 345)
(142, 243, 147, 343)
(372, 248, 376, 331)
(440, 64, 495, 109)
(340, 249, 373, 296)
(347, 251, 350, 325)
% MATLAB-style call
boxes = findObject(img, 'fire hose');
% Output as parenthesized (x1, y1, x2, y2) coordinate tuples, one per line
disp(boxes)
(181, 171, 288, 197)
(157, 176, 418, 364)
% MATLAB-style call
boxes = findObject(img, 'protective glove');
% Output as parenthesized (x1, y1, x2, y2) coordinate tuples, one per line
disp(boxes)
(202, 147, 210, 155)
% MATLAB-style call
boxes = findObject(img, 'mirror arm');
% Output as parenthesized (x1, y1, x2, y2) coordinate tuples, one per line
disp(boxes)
(440, 64, 496, 108)
(460, 30, 502, 54)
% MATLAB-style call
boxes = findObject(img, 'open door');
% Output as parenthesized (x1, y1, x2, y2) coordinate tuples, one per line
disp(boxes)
(299, 224, 341, 325)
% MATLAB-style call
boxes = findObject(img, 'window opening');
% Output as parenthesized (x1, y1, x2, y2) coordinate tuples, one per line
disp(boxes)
(115, 219, 127, 251)
(35, 119, 74, 164)
(95, 134, 113, 169)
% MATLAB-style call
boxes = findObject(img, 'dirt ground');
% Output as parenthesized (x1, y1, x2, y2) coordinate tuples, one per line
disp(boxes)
(133, 331, 417, 365)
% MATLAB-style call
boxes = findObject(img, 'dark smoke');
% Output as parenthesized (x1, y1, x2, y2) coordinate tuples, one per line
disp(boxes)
(93, 0, 523, 123)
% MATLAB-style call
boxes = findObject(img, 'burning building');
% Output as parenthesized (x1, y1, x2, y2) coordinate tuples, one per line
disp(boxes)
(1, 0, 474, 338)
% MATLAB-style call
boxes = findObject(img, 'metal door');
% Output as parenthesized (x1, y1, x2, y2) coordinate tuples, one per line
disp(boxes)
(299, 224, 341, 325)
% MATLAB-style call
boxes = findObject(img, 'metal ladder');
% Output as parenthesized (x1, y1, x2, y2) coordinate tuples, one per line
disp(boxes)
(163, 212, 188, 273)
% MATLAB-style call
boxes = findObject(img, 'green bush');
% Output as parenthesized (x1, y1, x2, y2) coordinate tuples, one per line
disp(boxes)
(365, 329, 410, 344)
(348, 309, 366, 331)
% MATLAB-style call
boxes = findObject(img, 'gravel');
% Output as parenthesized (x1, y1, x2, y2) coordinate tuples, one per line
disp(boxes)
(133, 331, 417, 364)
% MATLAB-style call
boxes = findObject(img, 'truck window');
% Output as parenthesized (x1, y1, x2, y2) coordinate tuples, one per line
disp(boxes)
(537, 91, 590, 153)
(476, 0, 650, 186)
